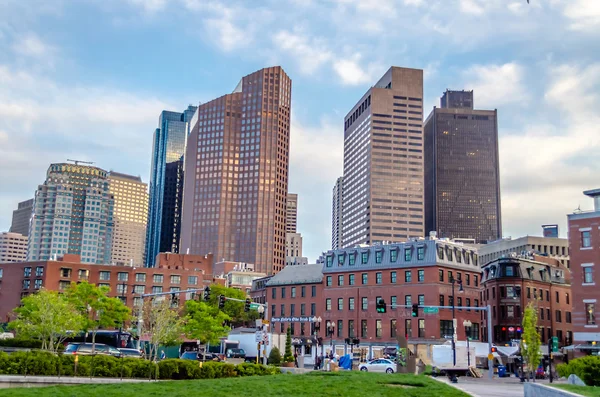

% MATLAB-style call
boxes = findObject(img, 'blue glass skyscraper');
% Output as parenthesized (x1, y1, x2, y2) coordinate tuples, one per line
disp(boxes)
(145, 105, 197, 267)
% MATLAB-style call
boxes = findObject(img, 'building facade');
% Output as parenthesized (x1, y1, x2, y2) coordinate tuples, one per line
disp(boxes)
(424, 90, 501, 244)
(332, 176, 343, 250)
(341, 67, 424, 248)
(320, 239, 482, 355)
(477, 236, 570, 268)
(0, 232, 28, 263)
(481, 255, 572, 346)
(286, 193, 298, 234)
(10, 199, 34, 236)
(146, 105, 197, 266)
(27, 163, 114, 264)
(0, 253, 217, 323)
(180, 67, 292, 275)
(285, 232, 307, 267)
(567, 189, 600, 351)
(108, 172, 148, 267)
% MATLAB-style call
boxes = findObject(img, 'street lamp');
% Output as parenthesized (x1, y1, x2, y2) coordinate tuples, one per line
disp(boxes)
(450, 277, 464, 368)
(327, 321, 336, 352)
(313, 316, 322, 357)
(257, 305, 265, 318)
(463, 320, 472, 368)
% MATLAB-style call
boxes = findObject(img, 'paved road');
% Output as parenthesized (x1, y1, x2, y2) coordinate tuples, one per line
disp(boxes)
(436, 375, 567, 397)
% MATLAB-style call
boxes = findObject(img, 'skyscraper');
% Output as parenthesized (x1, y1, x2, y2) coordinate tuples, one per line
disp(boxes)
(424, 90, 501, 243)
(286, 193, 298, 233)
(108, 172, 149, 266)
(27, 162, 114, 264)
(146, 105, 197, 266)
(331, 176, 343, 249)
(341, 66, 424, 248)
(180, 66, 292, 275)
(10, 198, 33, 236)
(0, 232, 28, 263)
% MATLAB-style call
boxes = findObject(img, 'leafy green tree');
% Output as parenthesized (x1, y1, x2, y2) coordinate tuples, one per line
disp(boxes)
(184, 299, 230, 345)
(65, 281, 131, 351)
(283, 326, 294, 363)
(204, 284, 259, 326)
(139, 298, 185, 362)
(522, 302, 542, 381)
(9, 289, 85, 353)
(268, 346, 282, 365)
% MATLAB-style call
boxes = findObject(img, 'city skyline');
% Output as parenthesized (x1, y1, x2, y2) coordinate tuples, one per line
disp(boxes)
(1, 1, 599, 262)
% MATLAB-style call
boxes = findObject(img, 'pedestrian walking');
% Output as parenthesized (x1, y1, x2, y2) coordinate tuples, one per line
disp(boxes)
(294, 351, 298, 368)
(160, 350, 166, 360)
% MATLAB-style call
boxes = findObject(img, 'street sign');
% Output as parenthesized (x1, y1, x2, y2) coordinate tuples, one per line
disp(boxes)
(250, 303, 261, 310)
(551, 336, 559, 352)
(255, 331, 262, 343)
(423, 307, 439, 314)
(487, 353, 494, 360)
(262, 319, 270, 325)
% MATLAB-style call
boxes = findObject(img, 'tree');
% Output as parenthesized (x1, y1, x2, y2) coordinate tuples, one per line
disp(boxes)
(138, 298, 185, 362)
(268, 346, 282, 365)
(203, 284, 260, 326)
(283, 326, 294, 363)
(522, 302, 542, 381)
(184, 299, 231, 345)
(65, 281, 131, 351)
(9, 289, 85, 353)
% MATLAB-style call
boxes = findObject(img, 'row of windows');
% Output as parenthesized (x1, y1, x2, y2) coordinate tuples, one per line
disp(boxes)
(271, 285, 317, 299)
(55, 267, 198, 285)
(326, 246, 425, 267)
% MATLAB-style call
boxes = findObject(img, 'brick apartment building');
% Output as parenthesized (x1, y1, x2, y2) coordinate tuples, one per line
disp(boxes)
(568, 189, 600, 354)
(0, 253, 218, 322)
(320, 238, 482, 359)
(481, 254, 572, 346)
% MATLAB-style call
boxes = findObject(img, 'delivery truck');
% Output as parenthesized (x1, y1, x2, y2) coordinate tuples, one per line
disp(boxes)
(432, 344, 476, 378)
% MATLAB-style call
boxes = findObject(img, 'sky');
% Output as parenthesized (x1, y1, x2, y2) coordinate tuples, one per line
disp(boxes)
(1, 0, 599, 262)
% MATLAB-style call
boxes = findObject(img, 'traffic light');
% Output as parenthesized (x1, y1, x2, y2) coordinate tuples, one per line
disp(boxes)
(244, 298, 251, 312)
(491, 346, 497, 353)
(218, 295, 226, 309)
(203, 286, 211, 301)
(412, 304, 419, 318)
(376, 298, 387, 313)
(171, 292, 178, 304)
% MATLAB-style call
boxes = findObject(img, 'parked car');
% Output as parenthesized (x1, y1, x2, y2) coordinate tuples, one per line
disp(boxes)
(358, 358, 397, 373)
(118, 348, 144, 359)
(180, 351, 199, 360)
(226, 348, 246, 359)
(64, 343, 122, 357)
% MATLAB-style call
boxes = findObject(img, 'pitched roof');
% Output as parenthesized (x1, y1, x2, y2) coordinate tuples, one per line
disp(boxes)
(266, 264, 323, 286)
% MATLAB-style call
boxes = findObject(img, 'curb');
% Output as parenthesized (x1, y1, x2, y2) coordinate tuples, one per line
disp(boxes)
(431, 376, 483, 397)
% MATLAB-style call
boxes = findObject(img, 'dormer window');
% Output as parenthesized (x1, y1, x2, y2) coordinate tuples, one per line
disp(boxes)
(349, 253, 356, 266)
(505, 265, 514, 277)
(404, 248, 412, 261)
(326, 255, 333, 267)
(447, 248, 453, 261)
(361, 252, 369, 264)
(390, 248, 398, 262)
(437, 246, 444, 260)
(456, 249, 462, 263)
(464, 252, 470, 265)
(417, 246, 425, 261)
(337, 254, 345, 266)
(375, 250, 383, 264)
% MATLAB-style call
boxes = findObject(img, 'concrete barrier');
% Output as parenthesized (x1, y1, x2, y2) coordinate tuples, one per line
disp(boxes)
(524, 383, 583, 397)
(0, 375, 153, 389)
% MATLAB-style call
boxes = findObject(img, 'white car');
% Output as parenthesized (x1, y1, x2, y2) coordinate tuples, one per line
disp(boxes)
(359, 358, 397, 373)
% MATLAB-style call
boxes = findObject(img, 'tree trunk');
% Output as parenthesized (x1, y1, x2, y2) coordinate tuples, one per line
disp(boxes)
(92, 329, 97, 354)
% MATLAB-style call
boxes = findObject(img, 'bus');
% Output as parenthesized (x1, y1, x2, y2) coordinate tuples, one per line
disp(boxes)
(64, 330, 137, 349)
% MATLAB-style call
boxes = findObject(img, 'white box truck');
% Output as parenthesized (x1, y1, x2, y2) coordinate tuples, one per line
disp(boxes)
(432, 344, 476, 377)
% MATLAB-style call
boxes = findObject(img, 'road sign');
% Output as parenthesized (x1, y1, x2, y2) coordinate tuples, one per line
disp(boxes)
(423, 307, 439, 314)
(487, 353, 494, 360)
(551, 336, 559, 352)
(262, 319, 270, 325)
(250, 303, 261, 310)
(255, 331, 262, 343)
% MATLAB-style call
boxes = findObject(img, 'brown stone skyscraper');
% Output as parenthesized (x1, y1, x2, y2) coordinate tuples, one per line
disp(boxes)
(424, 90, 501, 243)
(180, 67, 291, 275)
(341, 67, 424, 247)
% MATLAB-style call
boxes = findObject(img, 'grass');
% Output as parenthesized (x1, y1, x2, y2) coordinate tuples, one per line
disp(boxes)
(0, 371, 469, 397)
(551, 384, 600, 397)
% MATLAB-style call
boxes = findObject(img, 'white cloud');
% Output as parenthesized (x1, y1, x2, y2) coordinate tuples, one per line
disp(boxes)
(563, 0, 600, 32)
(463, 62, 528, 108)
(332, 55, 383, 86)
(12, 33, 54, 58)
(459, 0, 486, 15)
(273, 30, 332, 75)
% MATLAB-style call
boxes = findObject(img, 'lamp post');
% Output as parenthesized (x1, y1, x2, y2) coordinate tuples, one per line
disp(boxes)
(313, 316, 322, 359)
(450, 277, 464, 367)
(327, 321, 336, 354)
(257, 306, 265, 364)
(463, 320, 472, 368)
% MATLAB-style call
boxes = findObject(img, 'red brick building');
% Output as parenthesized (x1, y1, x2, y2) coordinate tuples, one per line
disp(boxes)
(568, 189, 600, 354)
(0, 253, 218, 322)
(481, 254, 572, 346)
(321, 238, 482, 359)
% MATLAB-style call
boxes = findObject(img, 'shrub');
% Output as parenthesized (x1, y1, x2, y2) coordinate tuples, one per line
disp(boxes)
(236, 363, 281, 376)
(268, 347, 282, 365)
(283, 327, 294, 363)
(556, 356, 600, 386)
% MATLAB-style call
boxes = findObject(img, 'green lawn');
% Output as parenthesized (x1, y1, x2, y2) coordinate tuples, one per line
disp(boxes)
(552, 384, 600, 397)
(1, 371, 468, 397)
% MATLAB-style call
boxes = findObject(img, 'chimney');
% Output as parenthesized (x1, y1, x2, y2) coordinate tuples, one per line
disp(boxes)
(584, 188, 600, 211)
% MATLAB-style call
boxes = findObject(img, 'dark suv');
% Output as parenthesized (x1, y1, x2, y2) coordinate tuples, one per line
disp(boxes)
(226, 348, 246, 359)
(64, 343, 122, 357)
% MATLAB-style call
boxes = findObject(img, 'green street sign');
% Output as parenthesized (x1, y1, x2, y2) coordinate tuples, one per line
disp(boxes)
(551, 336, 559, 352)
(423, 307, 439, 314)
(250, 303, 261, 310)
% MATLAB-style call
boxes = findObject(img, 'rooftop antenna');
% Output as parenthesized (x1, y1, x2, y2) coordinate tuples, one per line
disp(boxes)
(67, 159, 95, 166)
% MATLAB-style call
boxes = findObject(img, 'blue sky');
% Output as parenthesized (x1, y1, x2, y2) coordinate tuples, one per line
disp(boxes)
(1, 0, 599, 262)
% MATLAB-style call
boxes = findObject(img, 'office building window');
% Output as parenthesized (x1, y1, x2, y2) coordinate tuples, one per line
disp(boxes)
(439, 295, 444, 306)
(584, 267, 594, 284)
(405, 295, 412, 306)
(170, 275, 181, 285)
(362, 297, 368, 310)
(290, 304, 295, 316)
(188, 276, 198, 285)
(391, 271, 397, 283)
(391, 319, 397, 338)
(376, 320, 382, 337)
(338, 298, 344, 311)
(582, 231, 591, 247)
(418, 319, 425, 338)
(99, 271, 110, 281)
(152, 286, 162, 294)
(361, 252, 368, 264)
(349, 253, 355, 266)
(349, 297, 355, 310)
(349, 274, 355, 285)
(405, 271, 412, 282)
(390, 249, 397, 262)
(153, 274, 163, 283)
(376, 272, 382, 284)
(281, 287, 286, 298)
(301, 286, 306, 297)
(418, 295, 425, 306)
(348, 320, 355, 338)
(556, 310, 562, 323)
(338, 275, 344, 286)
(440, 320, 453, 338)
(35, 267, 44, 277)
(135, 273, 146, 282)
(418, 269, 424, 282)
(391, 296, 397, 308)
(566, 311, 572, 323)
(361, 320, 368, 338)
(291, 287, 296, 298)
(301, 304, 305, 316)
(439, 270, 444, 282)
(326, 276, 332, 286)
(281, 304, 286, 316)
(271, 288, 276, 299)
(312, 285, 317, 297)
(326, 299, 331, 311)
(311, 303, 316, 316)
(405, 319, 412, 338)
(375, 250, 383, 263)
(405, 248, 412, 261)
(362, 273, 368, 284)
(117, 272, 128, 281)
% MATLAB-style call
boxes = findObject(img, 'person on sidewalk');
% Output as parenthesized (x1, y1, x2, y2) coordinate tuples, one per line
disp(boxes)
(294, 351, 298, 368)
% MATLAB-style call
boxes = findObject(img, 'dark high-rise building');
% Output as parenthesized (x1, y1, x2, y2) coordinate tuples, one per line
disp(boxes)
(424, 90, 502, 243)
(10, 198, 34, 236)
(180, 66, 292, 275)
(341, 66, 425, 247)
(146, 105, 197, 267)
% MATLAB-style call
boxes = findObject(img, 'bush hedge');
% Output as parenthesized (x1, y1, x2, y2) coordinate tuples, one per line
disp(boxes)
(0, 350, 280, 380)
(557, 355, 600, 386)
(0, 338, 65, 351)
